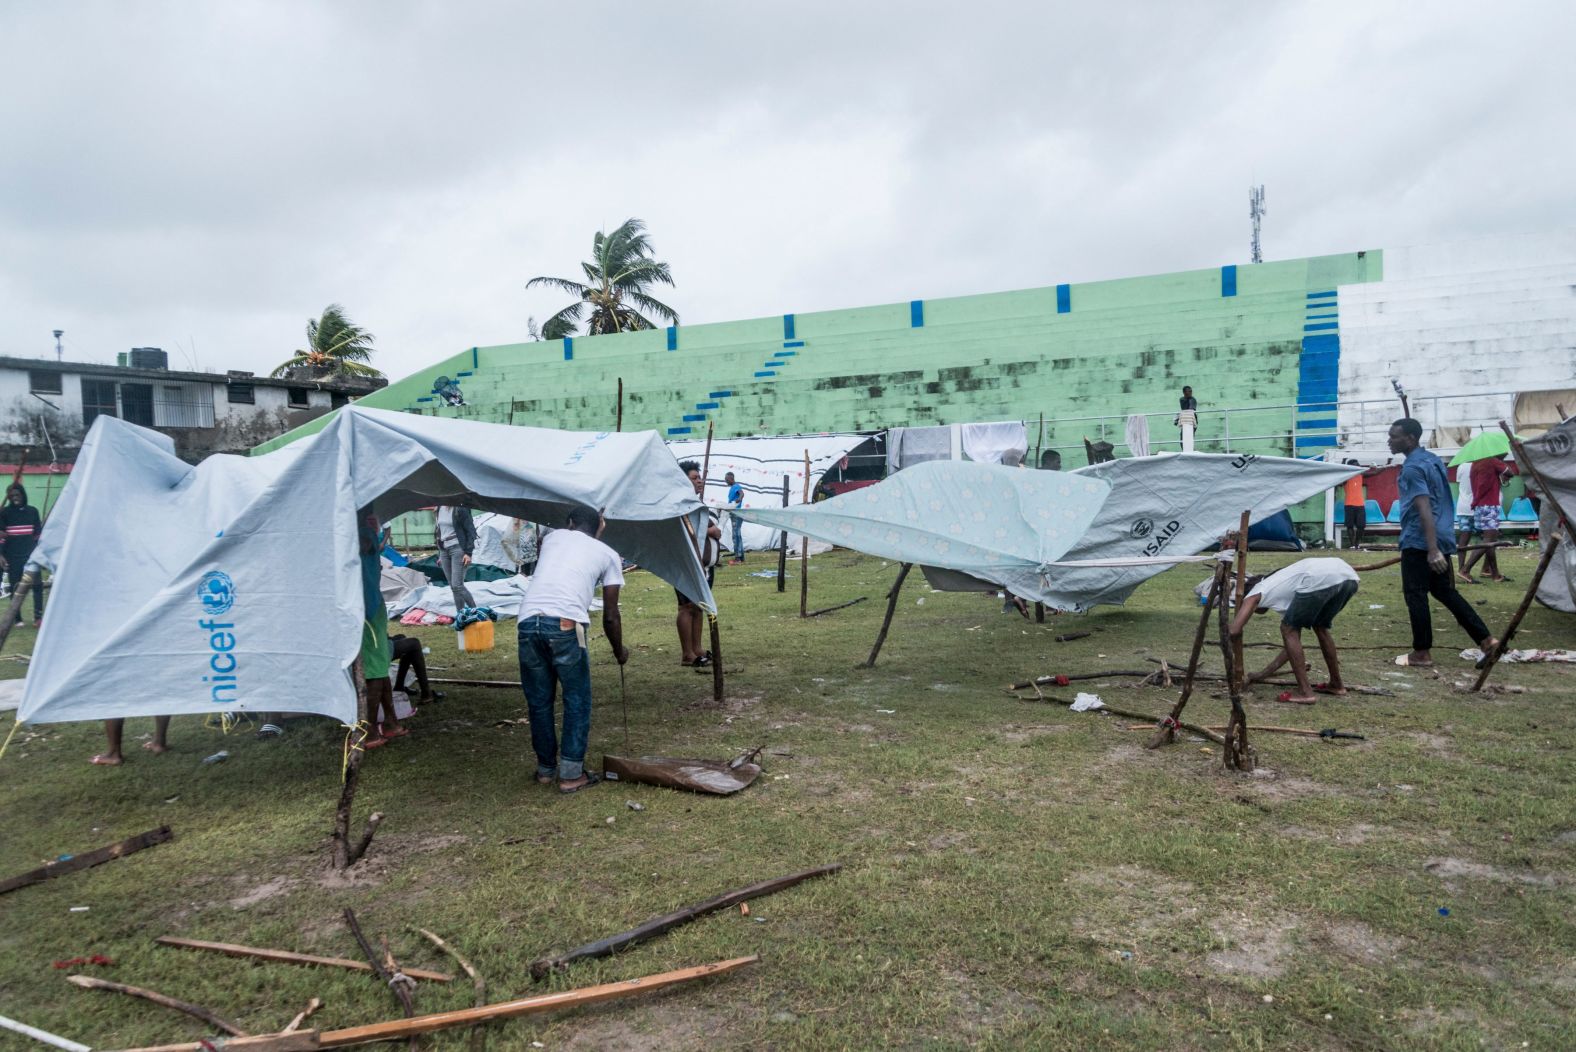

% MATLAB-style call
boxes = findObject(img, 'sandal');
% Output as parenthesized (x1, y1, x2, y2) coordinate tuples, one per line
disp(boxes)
(1393, 654, 1433, 667)
(363, 736, 389, 751)
(1312, 683, 1348, 696)
(558, 772, 602, 794)
(1276, 691, 1317, 705)
(382, 726, 410, 739)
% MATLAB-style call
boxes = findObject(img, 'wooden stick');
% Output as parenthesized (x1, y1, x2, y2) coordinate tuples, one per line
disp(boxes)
(1505, 422, 1576, 537)
(529, 864, 840, 979)
(1054, 631, 1090, 642)
(1, 826, 173, 896)
(154, 937, 454, 983)
(708, 611, 725, 704)
(379, 936, 418, 1051)
(1034, 601, 1045, 623)
(805, 595, 868, 618)
(415, 929, 485, 1052)
(0, 1012, 92, 1052)
(1011, 689, 1226, 745)
(105, 959, 760, 1052)
(66, 974, 246, 1036)
(1148, 560, 1226, 750)
(427, 677, 521, 688)
(1221, 512, 1254, 771)
(344, 910, 415, 1026)
(1472, 534, 1561, 692)
(283, 998, 323, 1034)
(615, 377, 623, 432)
(863, 563, 912, 667)
(103, 1036, 320, 1052)
(776, 474, 789, 593)
(331, 660, 381, 870)
(799, 449, 811, 618)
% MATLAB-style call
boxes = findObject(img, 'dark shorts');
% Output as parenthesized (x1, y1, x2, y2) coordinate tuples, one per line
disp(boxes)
(1344, 504, 1366, 536)
(1282, 580, 1358, 630)
(675, 566, 717, 608)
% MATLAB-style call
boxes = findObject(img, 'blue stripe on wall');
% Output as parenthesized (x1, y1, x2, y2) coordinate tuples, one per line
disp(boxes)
(471, 346, 478, 370)
(683, 413, 706, 422)
(783, 314, 795, 340)
(1056, 284, 1071, 313)
(695, 401, 720, 410)
(1306, 290, 1337, 299)
(782, 340, 804, 348)
(910, 300, 924, 327)
(708, 391, 732, 398)
(666, 326, 677, 351)
(667, 426, 692, 435)
(562, 337, 573, 361)
(1303, 322, 1338, 332)
(1221, 265, 1238, 297)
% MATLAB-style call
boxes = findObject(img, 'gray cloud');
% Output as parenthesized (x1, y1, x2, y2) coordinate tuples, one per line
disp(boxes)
(1, 0, 1570, 379)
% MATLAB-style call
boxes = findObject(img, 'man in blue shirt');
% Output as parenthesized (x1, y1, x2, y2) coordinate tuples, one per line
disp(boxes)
(1388, 418, 1498, 667)
(725, 471, 746, 565)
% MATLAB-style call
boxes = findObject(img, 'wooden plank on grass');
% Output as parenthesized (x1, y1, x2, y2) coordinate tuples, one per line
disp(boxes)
(0, 826, 173, 896)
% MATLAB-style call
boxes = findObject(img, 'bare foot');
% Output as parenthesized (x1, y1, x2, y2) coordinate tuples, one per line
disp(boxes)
(142, 741, 167, 754)
(1276, 691, 1318, 705)
(90, 754, 123, 765)
(1456, 573, 1476, 585)
(1314, 683, 1348, 696)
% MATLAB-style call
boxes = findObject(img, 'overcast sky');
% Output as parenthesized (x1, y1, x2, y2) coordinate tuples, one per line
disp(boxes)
(2, 1, 1571, 381)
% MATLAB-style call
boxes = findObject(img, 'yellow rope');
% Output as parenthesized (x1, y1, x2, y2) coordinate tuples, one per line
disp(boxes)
(0, 716, 18, 762)
(340, 720, 370, 782)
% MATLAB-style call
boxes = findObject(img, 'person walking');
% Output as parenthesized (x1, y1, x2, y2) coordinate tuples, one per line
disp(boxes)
(1387, 419, 1499, 667)
(433, 504, 477, 613)
(1, 482, 44, 625)
(517, 504, 629, 794)
(1458, 455, 1515, 583)
(1231, 557, 1359, 703)
(673, 460, 720, 667)
(725, 471, 746, 564)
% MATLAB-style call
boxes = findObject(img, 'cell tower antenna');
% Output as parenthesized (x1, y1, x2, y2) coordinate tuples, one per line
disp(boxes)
(1249, 185, 1266, 264)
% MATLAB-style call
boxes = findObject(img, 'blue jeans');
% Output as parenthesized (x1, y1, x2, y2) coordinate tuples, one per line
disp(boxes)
(518, 615, 593, 780)
(731, 514, 744, 560)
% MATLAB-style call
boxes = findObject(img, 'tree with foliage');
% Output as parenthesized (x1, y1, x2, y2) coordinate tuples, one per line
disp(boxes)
(271, 304, 383, 379)
(527, 218, 679, 337)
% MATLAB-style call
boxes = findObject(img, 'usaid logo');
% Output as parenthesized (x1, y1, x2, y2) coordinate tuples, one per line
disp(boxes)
(1130, 518, 1154, 539)
(1230, 453, 1259, 471)
(198, 571, 235, 615)
(1548, 431, 1573, 458)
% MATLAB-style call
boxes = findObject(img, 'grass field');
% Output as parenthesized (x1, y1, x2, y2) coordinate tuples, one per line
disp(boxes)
(1, 545, 1573, 1051)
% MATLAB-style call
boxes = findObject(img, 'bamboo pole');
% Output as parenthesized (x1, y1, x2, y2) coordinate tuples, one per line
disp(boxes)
(529, 864, 840, 978)
(1147, 560, 1227, 749)
(65, 975, 246, 1036)
(863, 563, 912, 667)
(153, 937, 453, 983)
(799, 450, 811, 618)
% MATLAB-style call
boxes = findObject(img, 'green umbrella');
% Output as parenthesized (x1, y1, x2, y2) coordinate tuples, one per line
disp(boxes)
(1449, 431, 1521, 467)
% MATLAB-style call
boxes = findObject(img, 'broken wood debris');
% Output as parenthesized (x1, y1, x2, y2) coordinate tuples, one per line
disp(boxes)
(65, 974, 246, 1036)
(154, 936, 454, 983)
(1, 826, 173, 896)
(529, 864, 841, 979)
(415, 929, 486, 1052)
(283, 998, 323, 1034)
(805, 595, 868, 617)
(1007, 685, 1227, 745)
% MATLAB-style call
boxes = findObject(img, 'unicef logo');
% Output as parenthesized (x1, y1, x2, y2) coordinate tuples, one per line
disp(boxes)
(198, 571, 235, 615)
(1131, 518, 1154, 539)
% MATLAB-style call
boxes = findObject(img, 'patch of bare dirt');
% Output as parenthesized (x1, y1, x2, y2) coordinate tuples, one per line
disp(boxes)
(1066, 865, 1199, 943)
(998, 724, 1071, 744)
(1205, 913, 1300, 979)
(1402, 731, 1453, 756)
(1398, 1005, 1481, 1037)
(1423, 857, 1564, 887)
(1231, 766, 1343, 802)
(228, 875, 295, 909)
(945, 969, 1040, 1034)
(1316, 920, 1405, 965)
(1279, 822, 1394, 846)
(555, 1004, 727, 1051)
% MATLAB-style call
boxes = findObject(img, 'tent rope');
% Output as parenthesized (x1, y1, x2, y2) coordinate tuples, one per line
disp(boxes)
(0, 716, 18, 762)
(341, 721, 370, 782)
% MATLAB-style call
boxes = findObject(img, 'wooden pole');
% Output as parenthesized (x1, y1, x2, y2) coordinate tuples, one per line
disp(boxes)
(1471, 534, 1561, 692)
(1504, 422, 1576, 537)
(1, 826, 172, 896)
(331, 660, 381, 870)
(799, 450, 811, 618)
(698, 419, 715, 505)
(776, 474, 789, 592)
(0, 568, 38, 654)
(65, 975, 246, 1037)
(1034, 601, 1045, 623)
(529, 864, 840, 979)
(708, 612, 724, 703)
(415, 930, 485, 1052)
(863, 563, 912, 667)
(1147, 560, 1227, 749)
(315, 957, 759, 1049)
(1221, 511, 1253, 771)
(154, 937, 453, 983)
(1036, 412, 1044, 468)
(615, 378, 623, 432)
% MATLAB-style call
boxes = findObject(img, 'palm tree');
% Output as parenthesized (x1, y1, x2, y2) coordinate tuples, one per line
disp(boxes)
(271, 304, 383, 379)
(527, 218, 679, 336)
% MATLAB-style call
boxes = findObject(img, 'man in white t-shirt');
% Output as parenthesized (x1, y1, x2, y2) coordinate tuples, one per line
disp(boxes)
(1229, 556, 1360, 705)
(517, 504, 629, 794)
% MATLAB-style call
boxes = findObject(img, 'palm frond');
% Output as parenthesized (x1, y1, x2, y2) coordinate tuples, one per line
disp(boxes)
(269, 354, 312, 379)
(623, 290, 679, 324)
(526, 275, 591, 298)
(540, 301, 586, 337)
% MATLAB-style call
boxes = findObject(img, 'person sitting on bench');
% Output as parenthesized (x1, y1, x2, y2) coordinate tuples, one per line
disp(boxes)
(1230, 557, 1360, 704)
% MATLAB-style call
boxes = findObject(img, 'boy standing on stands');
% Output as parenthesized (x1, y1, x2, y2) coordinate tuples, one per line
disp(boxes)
(725, 472, 746, 564)
(1, 483, 44, 626)
(1458, 455, 1515, 583)
(1387, 419, 1499, 667)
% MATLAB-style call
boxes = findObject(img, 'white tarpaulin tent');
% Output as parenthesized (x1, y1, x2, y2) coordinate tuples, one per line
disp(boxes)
(990, 452, 1361, 612)
(1522, 416, 1576, 613)
(21, 408, 711, 728)
(668, 432, 879, 554)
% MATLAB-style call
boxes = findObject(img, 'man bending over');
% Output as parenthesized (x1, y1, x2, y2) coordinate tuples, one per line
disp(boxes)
(1230, 557, 1359, 704)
